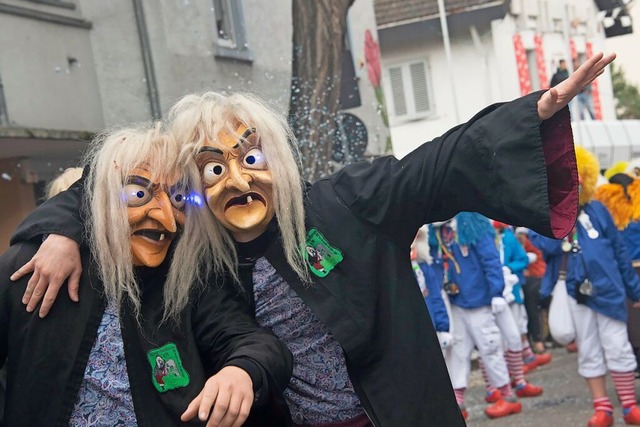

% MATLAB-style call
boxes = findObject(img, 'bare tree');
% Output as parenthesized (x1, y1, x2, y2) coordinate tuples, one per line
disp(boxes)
(289, 0, 355, 182)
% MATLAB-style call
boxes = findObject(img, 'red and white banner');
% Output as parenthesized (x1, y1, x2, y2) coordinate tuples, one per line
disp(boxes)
(534, 35, 548, 88)
(513, 35, 531, 95)
(586, 42, 603, 120)
(569, 38, 578, 60)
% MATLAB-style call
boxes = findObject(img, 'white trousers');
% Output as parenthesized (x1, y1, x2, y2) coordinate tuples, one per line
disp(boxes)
(569, 298, 638, 378)
(509, 303, 529, 336)
(449, 305, 510, 389)
(493, 303, 523, 352)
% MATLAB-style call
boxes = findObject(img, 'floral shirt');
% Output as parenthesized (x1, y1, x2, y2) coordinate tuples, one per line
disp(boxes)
(69, 300, 137, 426)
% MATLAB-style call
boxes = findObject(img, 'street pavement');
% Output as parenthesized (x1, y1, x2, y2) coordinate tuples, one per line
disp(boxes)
(463, 347, 640, 426)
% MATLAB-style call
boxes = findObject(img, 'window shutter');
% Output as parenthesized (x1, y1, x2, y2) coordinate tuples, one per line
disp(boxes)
(410, 62, 430, 113)
(389, 66, 407, 117)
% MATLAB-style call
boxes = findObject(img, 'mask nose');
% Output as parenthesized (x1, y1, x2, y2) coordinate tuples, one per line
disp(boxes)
(226, 161, 251, 192)
(147, 191, 177, 233)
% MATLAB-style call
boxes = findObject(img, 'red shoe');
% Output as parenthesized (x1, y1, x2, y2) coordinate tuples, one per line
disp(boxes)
(588, 410, 613, 427)
(485, 389, 502, 403)
(484, 399, 522, 419)
(566, 342, 578, 353)
(524, 357, 539, 373)
(515, 382, 543, 398)
(536, 352, 552, 366)
(624, 406, 640, 425)
(459, 406, 468, 420)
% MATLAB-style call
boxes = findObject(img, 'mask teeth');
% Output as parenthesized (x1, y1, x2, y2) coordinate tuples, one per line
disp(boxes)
(247, 195, 253, 203)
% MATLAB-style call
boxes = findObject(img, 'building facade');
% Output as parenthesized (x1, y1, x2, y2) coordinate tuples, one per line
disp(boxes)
(375, 0, 623, 159)
(0, 0, 388, 249)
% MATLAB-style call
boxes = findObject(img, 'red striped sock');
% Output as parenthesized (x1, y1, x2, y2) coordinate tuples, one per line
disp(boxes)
(522, 342, 535, 362)
(593, 396, 614, 414)
(498, 383, 513, 399)
(479, 358, 498, 394)
(505, 350, 526, 386)
(611, 370, 637, 408)
(454, 388, 465, 406)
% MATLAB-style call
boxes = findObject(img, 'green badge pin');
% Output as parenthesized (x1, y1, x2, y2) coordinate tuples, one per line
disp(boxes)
(304, 228, 343, 278)
(147, 343, 190, 393)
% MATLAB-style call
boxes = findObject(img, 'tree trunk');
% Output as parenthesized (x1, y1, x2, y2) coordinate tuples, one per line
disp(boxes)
(289, 0, 355, 182)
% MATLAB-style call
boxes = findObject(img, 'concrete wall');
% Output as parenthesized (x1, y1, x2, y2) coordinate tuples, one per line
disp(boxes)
(1, 0, 386, 137)
(76, 0, 151, 126)
(73, 0, 294, 124)
(0, 1, 104, 131)
(145, 0, 293, 116)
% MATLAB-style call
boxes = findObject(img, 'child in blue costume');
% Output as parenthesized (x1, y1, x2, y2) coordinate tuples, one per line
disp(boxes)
(431, 213, 523, 420)
(534, 146, 640, 427)
(594, 173, 640, 378)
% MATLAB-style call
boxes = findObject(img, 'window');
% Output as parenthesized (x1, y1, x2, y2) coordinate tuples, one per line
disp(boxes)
(384, 59, 434, 122)
(213, 0, 235, 47)
(212, 0, 253, 62)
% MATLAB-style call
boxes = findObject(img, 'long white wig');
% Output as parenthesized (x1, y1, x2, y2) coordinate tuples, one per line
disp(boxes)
(168, 92, 310, 283)
(84, 122, 215, 321)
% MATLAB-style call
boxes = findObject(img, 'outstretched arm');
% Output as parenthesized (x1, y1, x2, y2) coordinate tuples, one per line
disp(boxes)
(331, 52, 615, 248)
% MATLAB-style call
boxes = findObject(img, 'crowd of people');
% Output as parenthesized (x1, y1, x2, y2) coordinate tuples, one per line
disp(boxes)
(0, 52, 617, 426)
(411, 145, 640, 427)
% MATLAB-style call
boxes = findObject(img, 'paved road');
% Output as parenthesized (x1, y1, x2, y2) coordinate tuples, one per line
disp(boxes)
(463, 347, 640, 426)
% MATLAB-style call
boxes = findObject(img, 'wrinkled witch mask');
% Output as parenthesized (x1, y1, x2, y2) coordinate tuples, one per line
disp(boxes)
(195, 124, 274, 243)
(124, 168, 187, 267)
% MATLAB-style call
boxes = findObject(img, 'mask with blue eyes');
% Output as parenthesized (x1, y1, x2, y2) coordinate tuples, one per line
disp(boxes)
(123, 169, 188, 267)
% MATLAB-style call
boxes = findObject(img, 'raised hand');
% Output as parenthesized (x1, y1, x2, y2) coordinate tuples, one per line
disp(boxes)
(537, 52, 616, 120)
(10, 234, 82, 317)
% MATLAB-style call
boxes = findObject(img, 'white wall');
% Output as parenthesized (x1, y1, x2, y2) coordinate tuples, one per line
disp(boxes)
(382, 21, 512, 159)
(347, 0, 390, 156)
(382, 0, 618, 159)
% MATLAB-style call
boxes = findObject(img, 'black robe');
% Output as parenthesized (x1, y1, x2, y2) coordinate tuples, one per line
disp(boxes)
(12, 91, 578, 426)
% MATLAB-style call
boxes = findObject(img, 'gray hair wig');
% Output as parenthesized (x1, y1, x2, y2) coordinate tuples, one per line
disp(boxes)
(84, 122, 215, 321)
(168, 92, 310, 283)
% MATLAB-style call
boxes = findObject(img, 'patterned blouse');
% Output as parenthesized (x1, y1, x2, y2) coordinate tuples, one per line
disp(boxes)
(253, 257, 364, 425)
(69, 300, 137, 426)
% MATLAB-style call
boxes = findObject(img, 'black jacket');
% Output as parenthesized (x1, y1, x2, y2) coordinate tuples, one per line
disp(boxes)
(12, 92, 578, 426)
(550, 69, 569, 88)
(0, 241, 292, 426)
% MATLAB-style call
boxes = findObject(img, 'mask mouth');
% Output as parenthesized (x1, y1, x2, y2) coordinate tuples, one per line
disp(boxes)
(132, 229, 174, 242)
(225, 192, 265, 209)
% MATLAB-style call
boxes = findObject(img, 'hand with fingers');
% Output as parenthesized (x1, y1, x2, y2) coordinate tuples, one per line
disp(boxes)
(537, 52, 616, 120)
(10, 234, 82, 318)
(181, 366, 254, 427)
